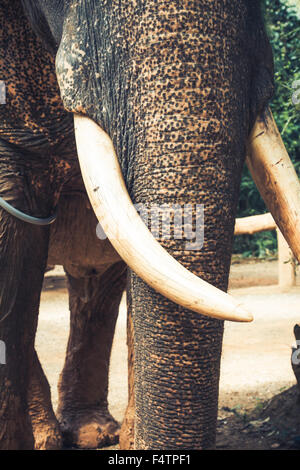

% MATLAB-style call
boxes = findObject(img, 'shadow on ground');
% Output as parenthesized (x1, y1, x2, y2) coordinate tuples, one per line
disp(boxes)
(217, 385, 300, 450)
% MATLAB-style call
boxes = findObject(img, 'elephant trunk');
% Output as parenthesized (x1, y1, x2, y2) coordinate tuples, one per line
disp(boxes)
(121, 96, 246, 448)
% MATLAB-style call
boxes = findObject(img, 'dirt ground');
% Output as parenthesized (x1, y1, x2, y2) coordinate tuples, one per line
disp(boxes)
(37, 258, 300, 450)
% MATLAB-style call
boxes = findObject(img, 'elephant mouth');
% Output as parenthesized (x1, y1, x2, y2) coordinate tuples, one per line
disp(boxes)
(73, 108, 300, 324)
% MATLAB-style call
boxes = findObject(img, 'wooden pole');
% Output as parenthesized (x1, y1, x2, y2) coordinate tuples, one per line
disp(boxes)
(235, 213, 276, 235)
(235, 214, 297, 289)
(277, 228, 296, 289)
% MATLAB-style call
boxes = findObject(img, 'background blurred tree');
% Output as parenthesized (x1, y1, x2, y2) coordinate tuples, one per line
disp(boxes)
(234, 0, 300, 257)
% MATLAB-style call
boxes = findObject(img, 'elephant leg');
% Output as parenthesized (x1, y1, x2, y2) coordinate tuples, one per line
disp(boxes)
(57, 261, 127, 449)
(0, 210, 49, 450)
(120, 299, 135, 450)
(28, 350, 62, 450)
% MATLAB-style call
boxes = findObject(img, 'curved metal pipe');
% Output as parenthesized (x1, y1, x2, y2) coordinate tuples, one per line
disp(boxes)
(0, 195, 57, 225)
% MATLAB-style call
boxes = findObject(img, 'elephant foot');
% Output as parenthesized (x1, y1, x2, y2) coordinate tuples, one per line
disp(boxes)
(120, 405, 135, 450)
(31, 418, 63, 450)
(58, 408, 120, 449)
(28, 350, 63, 450)
(29, 393, 63, 450)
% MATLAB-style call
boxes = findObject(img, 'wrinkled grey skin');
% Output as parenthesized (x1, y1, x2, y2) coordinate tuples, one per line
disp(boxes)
(0, 0, 274, 450)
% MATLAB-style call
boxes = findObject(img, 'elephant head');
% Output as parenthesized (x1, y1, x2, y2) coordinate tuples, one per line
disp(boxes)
(21, 0, 300, 449)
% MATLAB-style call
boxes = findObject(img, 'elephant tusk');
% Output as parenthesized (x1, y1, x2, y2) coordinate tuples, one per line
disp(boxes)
(247, 107, 300, 263)
(74, 114, 253, 323)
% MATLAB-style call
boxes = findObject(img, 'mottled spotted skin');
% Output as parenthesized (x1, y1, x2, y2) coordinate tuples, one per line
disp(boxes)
(0, 0, 274, 450)
(0, 0, 125, 450)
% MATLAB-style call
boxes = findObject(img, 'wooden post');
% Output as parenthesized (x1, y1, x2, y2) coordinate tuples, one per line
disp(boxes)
(277, 228, 296, 289)
(234, 213, 276, 235)
(235, 214, 297, 289)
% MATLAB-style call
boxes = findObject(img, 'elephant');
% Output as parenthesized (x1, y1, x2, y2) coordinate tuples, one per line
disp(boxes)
(1, 0, 300, 451)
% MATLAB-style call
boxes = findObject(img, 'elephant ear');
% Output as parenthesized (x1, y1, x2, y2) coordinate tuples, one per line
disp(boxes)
(21, 0, 58, 53)
(246, 0, 275, 132)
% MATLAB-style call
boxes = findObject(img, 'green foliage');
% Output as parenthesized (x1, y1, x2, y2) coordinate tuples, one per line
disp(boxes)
(233, 0, 300, 257)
